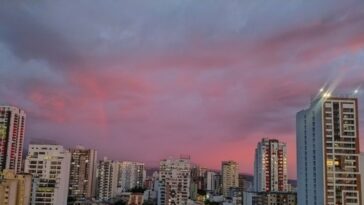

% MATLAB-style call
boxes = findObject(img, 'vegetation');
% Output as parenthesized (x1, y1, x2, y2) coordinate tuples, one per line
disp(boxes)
(129, 187, 146, 193)
(197, 189, 207, 196)
(143, 201, 155, 205)
(113, 200, 126, 205)
(204, 200, 220, 205)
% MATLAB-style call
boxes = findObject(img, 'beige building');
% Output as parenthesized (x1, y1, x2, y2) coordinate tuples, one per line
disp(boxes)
(158, 157, 191, 205)
(222, 161, 239, 197)
(0, 169, 32, 205)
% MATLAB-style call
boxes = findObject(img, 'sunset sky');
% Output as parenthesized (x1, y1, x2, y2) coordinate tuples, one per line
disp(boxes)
(1, 0, 364, 178)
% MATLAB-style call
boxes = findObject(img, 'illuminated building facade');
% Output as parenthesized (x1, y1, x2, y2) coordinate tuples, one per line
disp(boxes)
(254, 138, 288, 192)
(68, 146, 97, 199)
(0, 106, 26, 173)
(221, 161, 239, 197)
(297, 95, 362, 205)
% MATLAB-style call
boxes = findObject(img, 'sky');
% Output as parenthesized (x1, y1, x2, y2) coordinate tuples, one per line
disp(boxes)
(1, 0, 364, 178)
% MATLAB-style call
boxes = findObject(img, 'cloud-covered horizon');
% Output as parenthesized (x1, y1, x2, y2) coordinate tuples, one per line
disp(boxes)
(1, 0, 364, 178)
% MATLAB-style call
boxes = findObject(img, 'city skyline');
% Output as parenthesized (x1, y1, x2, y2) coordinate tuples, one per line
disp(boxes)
(1, 1, 364, 179)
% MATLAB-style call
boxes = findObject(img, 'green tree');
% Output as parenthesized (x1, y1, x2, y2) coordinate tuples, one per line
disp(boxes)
(205, 199, 220, 205)
(130, 187, 146, 193)
(114, 200, 126, 205)
(143, 201, 155, 205)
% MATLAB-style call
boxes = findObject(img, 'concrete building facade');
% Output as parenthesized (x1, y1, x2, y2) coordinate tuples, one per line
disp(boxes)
(221, 161, 239, 197)
(0, 106, 26, 173)
(253, 192, 296, 205)
(0, 170, 32, 205)
(158, 157, 191, 205)
(297, 95, 362, 205)
(96, 158, 118, 201)
(24, 144, 71, 205)
(206, 171, 217, 192)
(117, 161, 145, 192)
(69, 146, 98, 200)
(254, 138, 288, 192)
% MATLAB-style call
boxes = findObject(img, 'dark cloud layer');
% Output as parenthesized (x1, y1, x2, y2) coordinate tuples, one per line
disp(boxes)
(1, 0, 364, 178)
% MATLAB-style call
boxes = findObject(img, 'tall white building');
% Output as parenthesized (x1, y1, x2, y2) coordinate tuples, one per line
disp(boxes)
(24, 144, 71, 205)
(254, 138, 288, 192)
(117, 161, 145, 192)
(297, 95, 362, 205)
(68, 146, 98, 200)
(96, 158, 118, 201)
(158, 157, 191, 205)
(221, 161, 239, 197)
(206, 171, 217, 192)
(0, 106, 26, 173)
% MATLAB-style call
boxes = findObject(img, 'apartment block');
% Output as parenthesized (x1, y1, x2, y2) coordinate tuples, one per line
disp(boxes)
(69, 146, 97, 199)
(0, 169, 32, 205)
(158, 157, 191, 205)
(96, 158, 118, 201)
(297, 95, 362, 205)
(24, 144, 71, 205)
(221, 161, 239, 197)
(254, 138, 288, 192)
(0, 106, 26, 173)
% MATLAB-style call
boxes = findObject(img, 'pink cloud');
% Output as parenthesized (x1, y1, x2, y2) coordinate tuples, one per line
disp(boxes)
(2, 1, 364, 180)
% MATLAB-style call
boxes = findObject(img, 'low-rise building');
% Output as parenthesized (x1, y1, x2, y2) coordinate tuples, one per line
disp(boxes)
(0, 170, 32, 205)
(243, 191, 296, 205)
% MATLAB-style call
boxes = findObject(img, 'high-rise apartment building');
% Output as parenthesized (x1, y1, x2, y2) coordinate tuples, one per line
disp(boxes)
(221, 161, 239, 197)
(297, 95, 362, 205)
(190, 165, 207, 200)
(68, 146, 98, 200)
(206, 171, 217, 192)
(0, 106, 26, 173)
(158, 157, 191, 205)
(96, 158, 118, 201)
(117, 161, 145, 192)
(213, 173, 222, 195)
(24, 144, 71, 205)
(254, 138, 288, 192)
(0, 169, 32, 205)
